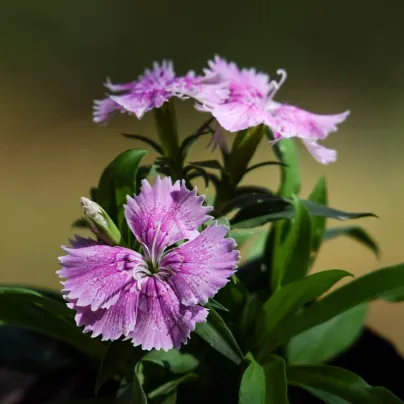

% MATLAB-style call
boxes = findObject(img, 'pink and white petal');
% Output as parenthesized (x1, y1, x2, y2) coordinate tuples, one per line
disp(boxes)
(172, 73, 229, 107)
(124, 177, 212, 257)
(211, 102, 267, 132)
(204, 56, 271, 96)
(74, 290, 139, 341)
(302, 139, 337, 165)
(268, 104, 349, 140)
(111, 91, 169, 120)
(93, 98, 124, 124)
(58, 244, 141, 311)
(104, 77, 138, 92)
(129, 277, 208, 351)
(162, 224, 240, 306)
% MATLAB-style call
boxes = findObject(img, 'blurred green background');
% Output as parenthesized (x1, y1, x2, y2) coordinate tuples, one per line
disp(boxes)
(1, 1, 403, 350)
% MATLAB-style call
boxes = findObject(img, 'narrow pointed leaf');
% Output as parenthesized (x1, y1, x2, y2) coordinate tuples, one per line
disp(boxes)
(263, 355, 289, 404)
(239, 294, 262, 340)
(247, 230, 268, 260)
(148, 374, 197, 400)
(287, 364, 403, 403)
(234, 186, 274, 196)
(161, 391, 177, 404)
(189, 160, 223, 170)
(72, 218, 88, 228)
(308, 177, 328, 266)
(272, 196, 312, 287)
(95, 341, 137, 394)
(223, 193, 288, 215)
(117, 362, 147, 404)
(195, 307, 244, 364)
(179, 117, 213, 158)
(142, 349, 198, 374)
(231, 229, 255, 250)
(239, 355, 266, 404)
(269, 135, 300, 198)
(287, 304, 368, 365)
(239, 354, 288, 404)
(184, 166, 210, 189)
(0, 287, 106, 359)
(276, 264, 404, 346)
(97, 149, 148, 230)
(324, 226, 379, 257)
(121, 133, 163, 154)
(208, 298, 229, 312)
(133, 362, 148, 404)
(244, 161, 286, 175)
(256, 270, 352, 357)
(231, 199, 375, 229)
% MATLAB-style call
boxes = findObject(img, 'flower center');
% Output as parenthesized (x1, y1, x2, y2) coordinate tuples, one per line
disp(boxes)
(131, 258, 173, 290)
(146, 259, 160, 275)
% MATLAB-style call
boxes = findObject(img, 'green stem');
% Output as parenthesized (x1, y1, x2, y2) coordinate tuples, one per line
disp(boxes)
(153, 100, 182, 179)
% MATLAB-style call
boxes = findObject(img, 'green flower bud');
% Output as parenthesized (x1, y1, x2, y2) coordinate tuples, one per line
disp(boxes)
(80, 197, 122, 246)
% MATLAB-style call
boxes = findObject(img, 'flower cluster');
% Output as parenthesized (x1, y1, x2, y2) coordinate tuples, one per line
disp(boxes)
(58, 177, 239, 350)
(94, 56, 349, 164)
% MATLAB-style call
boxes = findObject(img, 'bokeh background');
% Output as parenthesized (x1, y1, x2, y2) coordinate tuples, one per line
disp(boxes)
(1, 0, 403, 352)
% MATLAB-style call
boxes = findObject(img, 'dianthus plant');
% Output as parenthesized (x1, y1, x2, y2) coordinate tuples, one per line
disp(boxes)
(1, 56, 404, 404)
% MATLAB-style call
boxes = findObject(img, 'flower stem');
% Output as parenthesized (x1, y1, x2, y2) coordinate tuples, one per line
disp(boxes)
(153, 100, 182, 179)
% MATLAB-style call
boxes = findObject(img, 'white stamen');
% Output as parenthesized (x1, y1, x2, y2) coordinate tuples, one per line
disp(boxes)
(268, 69, 288, 99)
(151, 221, 162, 264)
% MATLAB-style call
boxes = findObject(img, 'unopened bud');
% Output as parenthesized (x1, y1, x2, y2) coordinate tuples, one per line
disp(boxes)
(80, 197, 121, 246)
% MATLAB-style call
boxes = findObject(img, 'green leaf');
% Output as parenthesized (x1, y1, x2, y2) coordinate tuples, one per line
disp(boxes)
(195, 307, 244, 365)
(121, 133, 163, 154)
(277, 264, 404, 346)
(239, 354, 288, 404)
(225, 125, 265, 184)
(231, 229, 255, 250)
(308, 177, 328, 265)
(270, 136, 300, 198)
(148, 373, 197, 400)
(247, 230, 268, 260)
(244, 161, 286, 175)
(234, 185, 274, 196)
(256, 270, 352, 358)
(223, 193, 288, 216)
(95, 340, 137, 394)
(324, 226, 379, 257)
(287, 304, 368, 365)
(239, 354, 266, 404)
(208, 298, 229, 312)
(184, 166, 210, 189)
(231, 198, 375, 229)
(142, 349, 198, 374)
(0, 287, 106, 359)
(97, 149, 148, 232)
(262, 355, 289, 404)
(72, 218, 88, 228)
(239, 294, 262, 341)
(117, 362, 147, 404)
(287, 364, 403, 403)
(160, 390, 177, 404)
(189, 159, 223, 170)
(272, 196, 312, 288)
(179, 117, 213, 159)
